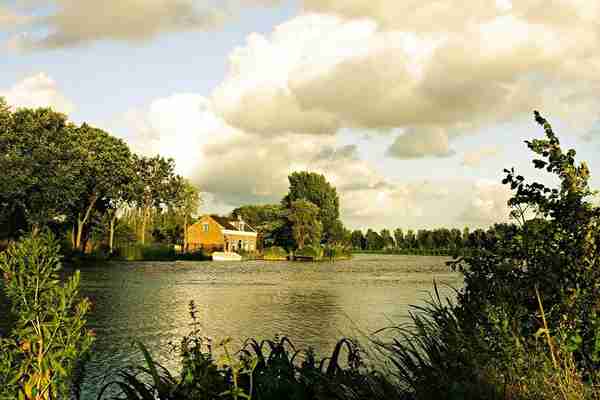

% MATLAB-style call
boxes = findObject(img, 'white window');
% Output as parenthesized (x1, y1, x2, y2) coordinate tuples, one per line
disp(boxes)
(202, 223, 209, 232)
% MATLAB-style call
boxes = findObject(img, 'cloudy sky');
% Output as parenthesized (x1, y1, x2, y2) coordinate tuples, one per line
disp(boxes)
(2, 0, 599, 230)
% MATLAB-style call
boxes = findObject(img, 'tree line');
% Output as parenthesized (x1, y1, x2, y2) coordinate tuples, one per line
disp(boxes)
(348, 226, 499, 253)
(0, 98, 200, 254)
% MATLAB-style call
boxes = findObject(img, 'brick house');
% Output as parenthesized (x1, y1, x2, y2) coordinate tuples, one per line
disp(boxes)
(187, 215, 258, 253)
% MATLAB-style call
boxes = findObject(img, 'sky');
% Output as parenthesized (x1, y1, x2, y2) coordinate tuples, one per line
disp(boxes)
(1, 0, 600, 230)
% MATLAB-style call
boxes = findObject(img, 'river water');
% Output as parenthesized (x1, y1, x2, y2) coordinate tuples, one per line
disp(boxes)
(3, 254, 463, 398)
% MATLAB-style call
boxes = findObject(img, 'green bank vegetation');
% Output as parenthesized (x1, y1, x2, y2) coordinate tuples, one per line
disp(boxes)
(3, 107, 600, 399)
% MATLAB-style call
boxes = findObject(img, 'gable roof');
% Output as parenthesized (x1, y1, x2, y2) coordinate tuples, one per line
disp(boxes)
(210, 215, 238, 230)
(208, 215, 257, 232)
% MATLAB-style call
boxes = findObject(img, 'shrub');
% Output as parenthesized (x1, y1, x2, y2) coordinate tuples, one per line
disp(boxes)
(263, 246, 289, 261)
(0, 232, 94, 400)
(294, 244, 324, 261)
(323, 244, 352, 260)
(379, 111, 600, 399)
(116, 243, 176, 261)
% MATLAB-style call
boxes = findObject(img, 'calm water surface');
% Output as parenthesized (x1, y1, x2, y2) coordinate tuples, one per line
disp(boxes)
(28, 254, 463, 398)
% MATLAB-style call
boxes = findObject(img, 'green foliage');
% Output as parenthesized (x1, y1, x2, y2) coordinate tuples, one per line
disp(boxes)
(288, 199, 322, 249)
(263, 246, 289, 261)
(294, 244, 324, 261)
(323, 244, 352, 261)
(0, 232, 94, 399)
(383, 111, 600, 399)
(350, 230, 365, 250)
(364, 229, 384, 250)
(283, 172, 343, 244)
(0, 107, 83, 234)
(116, 243, 176, 261)
(452, 111, 600, 376)
(71, 123, 137, 250)
(231, 204, 286, 248)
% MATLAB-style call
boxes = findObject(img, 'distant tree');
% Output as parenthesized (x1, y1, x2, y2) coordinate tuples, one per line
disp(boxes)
(393, 228, 404, 249)
(405, 229, 416, 248)
(365, 229, 384, 250)
(231, 204, 287, 249)
(283, 171, 342, 243)
(350, 230, 365, 250)
(380, 229, 395, 249)
(288, 200, 322, 249)
(462, 227, 470, 248)
(450, 228, 462, 251)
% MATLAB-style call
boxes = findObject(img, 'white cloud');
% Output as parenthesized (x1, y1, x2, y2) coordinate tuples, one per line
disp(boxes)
(0, 73, 75, 114)
(121, 93, 510, 229)
(387, 127, 455, 159)
(462, 146, 502, 167)
(6, 0, 270, 49)
(458, 180, 511, 225)
(212, 10, 600, 158)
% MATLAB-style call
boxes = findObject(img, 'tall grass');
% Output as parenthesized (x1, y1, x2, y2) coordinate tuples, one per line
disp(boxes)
(98, 302, 400, 400)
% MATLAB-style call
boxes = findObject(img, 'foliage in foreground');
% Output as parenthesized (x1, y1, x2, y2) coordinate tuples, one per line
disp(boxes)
(0, 232, 94, 400)
(99, 302, 400, 400)
(375, 111, 600, 399)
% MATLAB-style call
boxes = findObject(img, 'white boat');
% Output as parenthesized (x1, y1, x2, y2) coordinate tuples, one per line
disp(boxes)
(211, 251, 242, 261)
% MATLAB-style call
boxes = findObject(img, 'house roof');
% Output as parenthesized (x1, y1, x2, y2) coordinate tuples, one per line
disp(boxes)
(209, 215, 256, 232)
(210, 215, 238, 230)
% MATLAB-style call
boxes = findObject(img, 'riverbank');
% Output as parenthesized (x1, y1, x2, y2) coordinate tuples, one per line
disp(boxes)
(353, 248, 457, 256)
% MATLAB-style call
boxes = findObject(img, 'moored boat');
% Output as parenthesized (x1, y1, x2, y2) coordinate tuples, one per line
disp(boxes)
(212, 251, 243, 261)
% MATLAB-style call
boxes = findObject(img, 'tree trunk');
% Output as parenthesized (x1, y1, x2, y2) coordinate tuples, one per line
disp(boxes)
(75, 195, 97, 251)
(141, 206, 150, 245)
(71, 225, 76, 249)
(109, 214, 117, 254)
(183, 214, 188, 252)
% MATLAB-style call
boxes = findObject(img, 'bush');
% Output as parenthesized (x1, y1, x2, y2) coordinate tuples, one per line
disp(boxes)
(0, 232, 94, 399)
(379, 111, 600, 399)
(116, 243, 176, 261)
(176, 250, 212, 261)
(263, 246, 289, 261)
(323, 244, 352, 260)
(294, 244, 324, 261)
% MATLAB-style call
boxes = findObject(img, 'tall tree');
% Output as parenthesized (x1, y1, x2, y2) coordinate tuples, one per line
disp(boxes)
(134, 155, 179, 244)
(71, 123, 136, 251)
(231, 204, 286, 248)
(405, 229, 416, 248)
(350, 230, 365, 250)
(393, 228, 404, 249)
(365, 229, 384, 250)
(288, 200, 322, 249)
(283, 172, 342, 243)
(380, 229, 395, 249)
(173, 178, 201, 252)
(0, 107, 82, 235)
